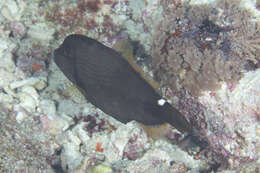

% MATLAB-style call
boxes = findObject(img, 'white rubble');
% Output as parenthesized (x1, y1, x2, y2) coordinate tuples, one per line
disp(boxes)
(10, 76, 47, 90)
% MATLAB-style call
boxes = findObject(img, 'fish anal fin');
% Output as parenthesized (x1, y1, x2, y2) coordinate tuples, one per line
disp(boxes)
(138, 122, 171, 140)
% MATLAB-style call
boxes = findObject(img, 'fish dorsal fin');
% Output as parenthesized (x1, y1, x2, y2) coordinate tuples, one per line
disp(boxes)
(113, 38, 161, 94)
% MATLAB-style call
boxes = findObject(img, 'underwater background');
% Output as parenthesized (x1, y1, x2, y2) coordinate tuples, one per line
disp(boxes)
(0, 0, 259, 172)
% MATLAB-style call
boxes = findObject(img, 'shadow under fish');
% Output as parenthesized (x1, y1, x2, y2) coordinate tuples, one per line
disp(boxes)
(53, 34, 207, 149)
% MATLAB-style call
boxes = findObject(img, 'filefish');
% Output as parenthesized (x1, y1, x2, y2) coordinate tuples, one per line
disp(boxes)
(53, 34, 193, 135)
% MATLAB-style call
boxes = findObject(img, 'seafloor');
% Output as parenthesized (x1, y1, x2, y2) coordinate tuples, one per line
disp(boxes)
(0, 0, 259, 172)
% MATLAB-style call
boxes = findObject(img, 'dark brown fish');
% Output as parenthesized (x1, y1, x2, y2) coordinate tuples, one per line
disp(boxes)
(53, 34, 192, 134)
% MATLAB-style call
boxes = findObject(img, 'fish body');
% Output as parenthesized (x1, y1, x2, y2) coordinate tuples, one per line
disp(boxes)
(54, 34, 192, 134)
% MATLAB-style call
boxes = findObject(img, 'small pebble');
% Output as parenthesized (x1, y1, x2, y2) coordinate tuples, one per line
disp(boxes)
(16, 111, 27, 123)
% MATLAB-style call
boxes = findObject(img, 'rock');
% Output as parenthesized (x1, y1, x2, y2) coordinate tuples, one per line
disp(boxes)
(18, 92, 37, 113)
(9, 21, 27, 38)
(28, 23, 55, 41)
(60, 142, 84, 171)
(57, 99, 83, 117)
(0, 0, 26, 21)
(105, 121, 150, 162)
(39, 99, 56, 116)
(72, 124, 90, 144)
(67, 131, 82, 146)
(9, 77, 47, 90)
(126, 148, 170, 173)
(0, 92, 14, 105)
(41, 114, 72, 135)
(91, 164, 113, 173)
(0, 69, 15, 87)
(34, 77, 47, 90)
(0, 53, 16, 72)
(21, 86, 39, 102)
(0, 39, 9, 57)
(126, 140, 202, 172)
(62, 85, 86, 104)
(73, 155, 109, 173)
(16, 111, 27, 123)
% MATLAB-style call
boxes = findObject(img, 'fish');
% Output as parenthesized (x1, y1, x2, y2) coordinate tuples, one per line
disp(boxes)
(53, 34, 193, 135)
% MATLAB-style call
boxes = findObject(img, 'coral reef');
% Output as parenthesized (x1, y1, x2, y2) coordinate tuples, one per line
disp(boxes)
(0, 0, 259, 172)
(152, 0, 260, 96)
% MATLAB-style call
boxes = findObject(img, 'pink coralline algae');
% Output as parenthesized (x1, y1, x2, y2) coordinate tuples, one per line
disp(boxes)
(83, 113, 107, 136)
(43, 0, 120, 39)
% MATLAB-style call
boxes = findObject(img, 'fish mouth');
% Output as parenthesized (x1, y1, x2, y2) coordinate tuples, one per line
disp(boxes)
(53, 45, 77, 84)
(53, 45, 66, 60)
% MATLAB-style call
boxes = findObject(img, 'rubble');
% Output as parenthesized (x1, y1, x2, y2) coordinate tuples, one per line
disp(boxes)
(9, 77, 47, 90)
